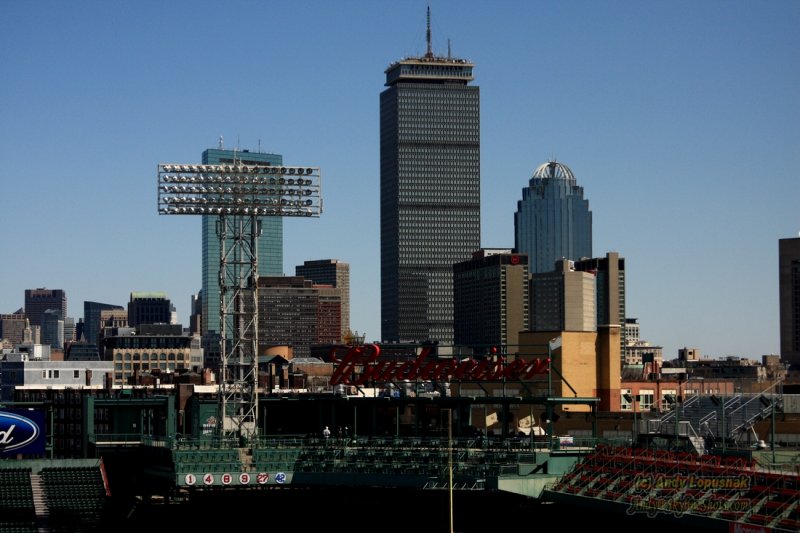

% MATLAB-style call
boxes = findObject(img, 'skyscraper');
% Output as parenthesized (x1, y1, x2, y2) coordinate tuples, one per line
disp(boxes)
(40, 308, 64, 349)
(380, 10, 480, 344)
(127, 292, 172, 327)
(296, 259, 350, 342)
(779, 237, 800, 366)
(529, 259, 596, 333)
(201, 148, 284, 336)
(574, 252, 625, 327)
(453, 249, 529, 353)
(0, 313, 26, 346)
(84, 301, 125, 346)
(257, 276, 341, 358)
(514, 161, 592, 274)
(24, 288, 67, 328)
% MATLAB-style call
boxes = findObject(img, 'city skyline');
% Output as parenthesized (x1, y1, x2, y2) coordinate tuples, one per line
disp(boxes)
(1, 1, 798, 360)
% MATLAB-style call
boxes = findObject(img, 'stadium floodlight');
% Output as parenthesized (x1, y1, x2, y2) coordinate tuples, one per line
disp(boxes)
(157, 163, 322, 217)
(156, 161, 322, 439)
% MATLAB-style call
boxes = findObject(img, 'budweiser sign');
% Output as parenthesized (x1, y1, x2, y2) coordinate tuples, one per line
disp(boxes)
(329, 344, 549, 386)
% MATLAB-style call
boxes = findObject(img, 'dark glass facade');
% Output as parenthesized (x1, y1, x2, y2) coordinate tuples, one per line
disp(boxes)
(127, 292, 172, 327)
(84, 301, 124, 346)
(24, 288, 67, 327)
(380, 55, 481, 344)
(779, 237, 800, 366)
(514, 161, 592, 274)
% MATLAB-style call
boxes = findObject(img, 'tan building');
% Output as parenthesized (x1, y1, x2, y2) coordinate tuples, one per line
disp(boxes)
(679, 347, 701, 362)
(530, 259, 595, 332)
(521, 254, 623, 413)
(519, 327, 621, 413)
(101, 325, 193, 386)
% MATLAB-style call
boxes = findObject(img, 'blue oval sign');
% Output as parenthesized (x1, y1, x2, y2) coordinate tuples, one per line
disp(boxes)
(0, 411, 41, 453)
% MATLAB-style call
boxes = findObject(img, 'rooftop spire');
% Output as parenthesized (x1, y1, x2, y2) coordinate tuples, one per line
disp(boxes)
(425, 5, 433, 58)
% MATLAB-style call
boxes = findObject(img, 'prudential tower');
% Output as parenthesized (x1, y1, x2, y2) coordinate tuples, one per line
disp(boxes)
(380, 8, 480, 344)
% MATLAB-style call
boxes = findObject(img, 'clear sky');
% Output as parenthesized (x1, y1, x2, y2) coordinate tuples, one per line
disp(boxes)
(1, 0, 798, 361)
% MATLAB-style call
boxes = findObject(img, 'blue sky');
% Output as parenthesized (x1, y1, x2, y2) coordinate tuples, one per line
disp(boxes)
(1, 0, 798, 360)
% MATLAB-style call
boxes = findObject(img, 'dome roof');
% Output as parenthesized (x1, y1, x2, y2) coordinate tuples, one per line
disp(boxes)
(532, 160, 575, 182)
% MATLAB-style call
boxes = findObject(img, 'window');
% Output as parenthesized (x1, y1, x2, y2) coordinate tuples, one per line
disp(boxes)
(620, 388, 632, 411)
(639, 390, 655, 411)
(73, 370, 80, 379)
(661, 389, 677, 411)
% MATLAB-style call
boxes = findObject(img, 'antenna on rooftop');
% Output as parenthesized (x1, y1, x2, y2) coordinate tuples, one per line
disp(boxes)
(425, 4, 433, 58)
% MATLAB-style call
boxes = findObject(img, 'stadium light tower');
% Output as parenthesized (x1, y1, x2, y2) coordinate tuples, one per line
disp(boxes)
(157, 162, 322, 438)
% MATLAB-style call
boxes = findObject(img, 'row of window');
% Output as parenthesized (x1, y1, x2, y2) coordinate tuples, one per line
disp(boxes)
(620, 388, 683, 411)
(113, 352, 186, 361)
(42, 370, 81, 379)
(113, 362, 186, 372)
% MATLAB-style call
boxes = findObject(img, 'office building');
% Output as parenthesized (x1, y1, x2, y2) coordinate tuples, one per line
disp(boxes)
(127, 292, 172, 327)
(0, 354, 111, 402)
(296, 259, 350, 342)
(779, 237, 800, 366)
(575, 251, 626, 353)
(24, 288, 67, 327)
(99, 308, 128, 330)
(0, 313, 27, 346)
(201, 148, 284, 336)
(84, 301, 125, 346)
(623, 318, 663, 368)
(453, 249, 529, 353)
(63, 316, 75, 345)
(257, 276, 342, 358)
(101, 324, 193, 386)
(514, 161, 592, 274)
(678, 346, 701, 363)
(530, 259, 596, 333)
(188, 292, 202, 336)
(379, 14, 480, 344)
(40, 309, 64, 349)
(522, 258, 621, 411)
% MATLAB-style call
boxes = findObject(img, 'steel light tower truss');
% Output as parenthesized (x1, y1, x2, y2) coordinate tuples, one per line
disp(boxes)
(157, 162, 322, 438)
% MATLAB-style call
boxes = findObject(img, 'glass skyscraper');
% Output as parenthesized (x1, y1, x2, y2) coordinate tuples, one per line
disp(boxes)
(514, 161, 592, 274)
(201, 148, 284, 335)
(83, 301, 124, 346)
(379, 24, 481, 344)
(779, 237, 800, 366)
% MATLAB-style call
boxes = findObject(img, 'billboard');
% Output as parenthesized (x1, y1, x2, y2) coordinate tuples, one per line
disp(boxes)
(0, 409, 46, 456)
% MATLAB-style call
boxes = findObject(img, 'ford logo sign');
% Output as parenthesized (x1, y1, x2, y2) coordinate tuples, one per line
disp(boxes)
(0, 412, 40, 453)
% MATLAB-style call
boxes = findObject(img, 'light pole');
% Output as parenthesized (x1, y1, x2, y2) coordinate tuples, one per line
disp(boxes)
(443, 408, 454, 533)
(711, 394, 726, 452)
(623, 393, 637, 446)
(157, 162, 322, 439)
(539, 413, 551, 450)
